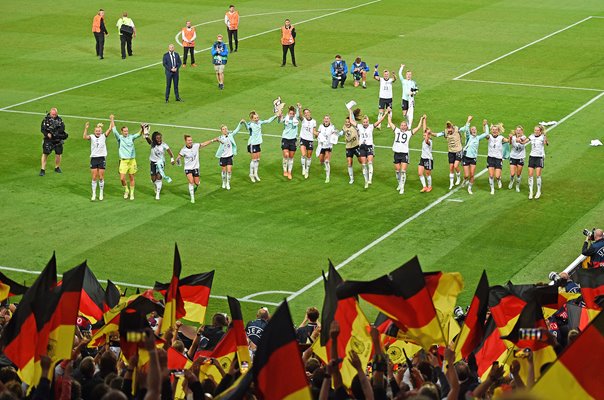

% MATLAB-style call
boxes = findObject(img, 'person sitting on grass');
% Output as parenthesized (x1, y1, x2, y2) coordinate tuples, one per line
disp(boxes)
(330, 55, 348, 89)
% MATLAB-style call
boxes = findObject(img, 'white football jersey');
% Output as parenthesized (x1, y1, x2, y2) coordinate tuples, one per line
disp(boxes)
(421, 138, 432, 160)
(487, 135, 504, 159)
(300, 118, 316, 141)
(317, 124, 338, 149)
(529, 134, 546, 157)
(219, 136, 233, 158)
(509, 136, 526, 159)
(149, 143, 170, 163)
(358, 124, 375, 146)
(392, 128, 411, 153)
(89, 134, 107, 158)
(179, 143, 200, 170)
(379, 77, 394, 99)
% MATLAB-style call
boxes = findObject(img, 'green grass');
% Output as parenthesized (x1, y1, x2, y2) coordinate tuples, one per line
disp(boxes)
(1, 0, 604, 323)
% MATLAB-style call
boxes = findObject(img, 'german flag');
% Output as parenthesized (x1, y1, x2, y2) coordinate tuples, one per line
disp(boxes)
(160, 244, 186, 334)
(155, 271, 214, 325)
(575, 268, 604, 310)
(336, 256, 444, 349)
(507, 282, 562, 318)
(0, 271, 28, 302)
(253, 300, 311, 400)
(424, 271, 464, 316)
(1, 253, 57, 386)
(228, 296, 251, 369)
(314, 262, 372, 387)
(105, 280, 121, 311)
(473, 316, 512, 381)
(566, 303, 594, 331)
(455, 270, 490, 361)
(77, 265, 105, 324)
(532, 308, 604, 399)
(198, 327, 237, 382)
(489, 285, 526, 337)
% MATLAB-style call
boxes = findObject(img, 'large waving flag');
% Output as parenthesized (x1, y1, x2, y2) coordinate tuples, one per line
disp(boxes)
(314, 262, 372, 387)
(336, 256, 445, 349)
(228, 296, 251, 369)
(532, 309, 604, 400)
(253, 300, 311, 400)
(473, 316, 512, 381)
(0, 271, 28, 302)
(455, 270, 490, 360)
(489, 285, 526, 337)
(575, 268, 604, 310)
(78, 265, 106, 324)
(155, 271, 214, 324)
(104, 280, 121, 311)
(161, 244, 186, 334)
(198, 329, 237, 382)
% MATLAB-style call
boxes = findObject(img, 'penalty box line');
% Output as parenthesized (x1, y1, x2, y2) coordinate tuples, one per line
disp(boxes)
(0, 1, 380, 112)
(286, 89, 604, 303)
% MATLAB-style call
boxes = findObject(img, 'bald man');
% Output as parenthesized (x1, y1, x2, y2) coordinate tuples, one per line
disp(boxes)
(582, 228, 604, 268)
(162, 44, 182, 103)
(40, 108, 67, 176)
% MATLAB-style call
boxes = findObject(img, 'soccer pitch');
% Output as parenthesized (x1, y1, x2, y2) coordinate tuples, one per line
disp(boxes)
(1, 0, 603, 321)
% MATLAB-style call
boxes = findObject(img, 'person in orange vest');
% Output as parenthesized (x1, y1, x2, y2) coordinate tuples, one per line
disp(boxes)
(92, 9, 108, 60)
(280, 19, 296, 67)
(180, 21, 197, 67)
(224, 5, 239, 53)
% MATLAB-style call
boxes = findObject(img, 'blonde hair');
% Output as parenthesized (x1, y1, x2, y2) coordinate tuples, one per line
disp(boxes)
(96, 123, 104, 129)
(249, 111, 257, 119)
(362, 115, 369, 122)
(220, 124, 228, 131)
(535, 125, 546, 134)
(491, 123, 505, 134)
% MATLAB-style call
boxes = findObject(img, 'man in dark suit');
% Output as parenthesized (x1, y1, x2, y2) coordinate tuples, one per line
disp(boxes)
(163, 44, 182, 103)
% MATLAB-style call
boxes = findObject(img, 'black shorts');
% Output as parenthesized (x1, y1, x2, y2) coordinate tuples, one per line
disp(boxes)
(393, 152, 409, 164)
(402, 99, 410, 111)
(448, 151, 463, 164)
(150, 161, 160, 175)
(378, 97, 393, 110)
(419, 158, 433, 170)
(219, 156, 233, 166)
(42, 140, 63, 155)
(247, 144, 261, 154)
(462, 156, 476, 166)
(528, 156, 544, 169)
(185, 168, 200, 177)
(320, 148, 332, 155)
(346, 146, 360, 159)
(509, 157, 525, 166)
(90, 157, 106, 169)
(359, 144, 374, 158)
(487, 156, 503, 169)
(281, 138, 297, 151)
(299, 138, 314, 150)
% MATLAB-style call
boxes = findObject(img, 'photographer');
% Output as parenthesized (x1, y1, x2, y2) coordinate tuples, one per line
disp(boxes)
(330, 55, 348, 89)
(211, 34, 229, 90)
(39, 107, 68, 176)
(582, 228, 604, 268)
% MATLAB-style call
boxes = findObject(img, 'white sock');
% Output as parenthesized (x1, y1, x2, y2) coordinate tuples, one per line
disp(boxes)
(427, 175, 432, 187)
(249, 160, 254, 176)
(227, 172, 231, 184)
(301, 156, 306, 173)
(287, 158, 294, 173)
(362, 164, 368, 182)
(221, 171, 226, 184)
(449, 173, 454, 186)
(348, 166, 354, 179)
(99, 180, 104, 192)
(368, 162, 374, 181)
(528, 176, 533, 191)
(510, 175, 514, 183)
(455, 172, 461, 179)
(396, 171, 401, 183)
(537, 176, 542, 191)
(324, 161, 330, 178)
(306, 158, 311, 171)
(254, 159, 260, 175)
(489, 177, 494, 189)
(155, 180, 163, 193)
(282, 157, 288, 172)
(420, 176, 426, 188)
(377, 111, 384, 123)
(401, 171, 407, 187)
(91, 180, 97, 196)
(517, 175, 522, 184)
(188, 183, 195, 197)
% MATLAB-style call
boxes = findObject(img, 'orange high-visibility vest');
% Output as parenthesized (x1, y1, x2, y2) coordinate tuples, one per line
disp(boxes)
(281, 26, 294, 45)
(226, 11, 239, 30)
(92, 15, 103, 33)
(182, 27, 196, 47)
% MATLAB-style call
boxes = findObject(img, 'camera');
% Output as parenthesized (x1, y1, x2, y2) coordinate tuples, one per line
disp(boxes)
(410, 87, 419, 96)
(583, 228, 595, 240)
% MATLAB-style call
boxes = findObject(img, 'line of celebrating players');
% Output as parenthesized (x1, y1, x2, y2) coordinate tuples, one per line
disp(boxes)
(83, 104, 549, 203)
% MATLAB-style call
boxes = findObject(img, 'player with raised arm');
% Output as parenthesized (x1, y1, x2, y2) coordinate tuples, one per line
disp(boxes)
(398, 63, 418, 126)
(299, 106, 317, 179)
(340, 110, 361, 184)
(112, 119, 143, 200)
(373, 66, 396, 129)
(144, 130, 175, 200)
(485, 123, 509, 195)
(433, 121, 463, 190)
(460, 117, 489, 195)
(280, 104, 300, 180)
(175, 135, 218, 203)
(508, 126, 527, 193)
(418, 119, 434, 193)
(348, 107, 389, 189)
(215, 120, 244, 190)
(522, 125, 549, 200)
(315, 115, 338, 183)
(244, 109, 281, 183)
(387, 112, 425, 195)
(83, 116, 113, 201)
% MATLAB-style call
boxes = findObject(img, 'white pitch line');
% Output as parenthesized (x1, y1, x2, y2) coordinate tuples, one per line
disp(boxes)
(0, 265, 280, 306)
(590, 15, 604, 19)
(455, 78, 604, 93)
(241, 290, 294, 301)
(0, 1, 380, 111)
(453, 16, 594, 81)
(286, 89, 604, 302)
(446, 199, 464, 202)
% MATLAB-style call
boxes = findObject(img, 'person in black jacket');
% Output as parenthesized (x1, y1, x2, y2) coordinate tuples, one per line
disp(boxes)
(582, 228, 604, 268)
(39, 108, 67, 176)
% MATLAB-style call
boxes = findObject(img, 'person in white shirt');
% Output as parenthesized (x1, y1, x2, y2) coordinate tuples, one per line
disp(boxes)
(145, 131, 175, 200)
(398, 63, 418, 126)
(373, 67, 396, 129)
(418, 121, 434, 193)
(83, 117, 113, 201)
(387, 112, 425, 194)
(507, 126, 527, 193)
(299, 107, 317, 179)
(315, 115, 338, 183)
(485, 123, 509, 195)
(215, 121, 244, 190)
(175, 135, 217, 203)
(347, 106, 388, 189)
(520, 125, 549, 199)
